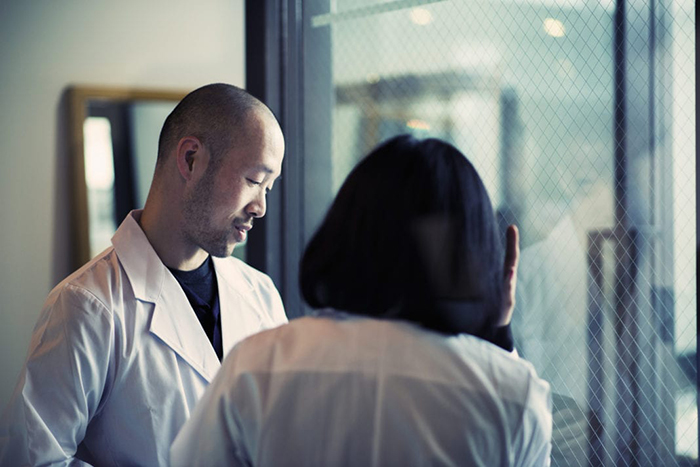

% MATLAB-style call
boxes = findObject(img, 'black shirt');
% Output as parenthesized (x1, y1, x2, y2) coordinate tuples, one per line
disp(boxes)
(169, 256, 223, 361)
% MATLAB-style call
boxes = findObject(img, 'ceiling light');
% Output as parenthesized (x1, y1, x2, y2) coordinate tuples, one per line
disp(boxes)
(410, 8, 433, 26)
(543, 18, 566, 38)
(406, 119, 431, 131)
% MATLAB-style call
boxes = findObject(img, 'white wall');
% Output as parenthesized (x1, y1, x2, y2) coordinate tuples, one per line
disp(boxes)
(0, 0, 245, 410)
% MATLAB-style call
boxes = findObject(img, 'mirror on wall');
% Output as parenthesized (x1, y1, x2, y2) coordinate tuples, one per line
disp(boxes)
(68, 86, 187, 270)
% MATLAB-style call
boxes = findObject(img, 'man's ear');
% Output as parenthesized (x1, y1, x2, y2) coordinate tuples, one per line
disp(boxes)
(175, 136, 208, 181)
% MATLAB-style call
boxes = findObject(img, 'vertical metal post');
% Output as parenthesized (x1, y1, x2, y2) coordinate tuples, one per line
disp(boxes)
(302, 0, 334, 249)
(612, 0, 678, 461)
(613, 230, 642, 466)
(245, 0, 283, 286)
(587, 230, 609, 466)
(246, 0, 312, 319)
(279, 0, 305, 318)
(612, 0, 642, 463)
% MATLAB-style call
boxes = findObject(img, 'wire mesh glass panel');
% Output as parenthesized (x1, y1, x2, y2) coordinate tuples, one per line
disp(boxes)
(302, 0, 696, 465)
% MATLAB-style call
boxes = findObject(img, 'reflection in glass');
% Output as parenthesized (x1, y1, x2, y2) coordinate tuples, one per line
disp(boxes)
(303, 0, 696, 463)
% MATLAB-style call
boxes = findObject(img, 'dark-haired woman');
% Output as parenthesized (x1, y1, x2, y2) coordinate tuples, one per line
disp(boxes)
(171, 135, 552, 467)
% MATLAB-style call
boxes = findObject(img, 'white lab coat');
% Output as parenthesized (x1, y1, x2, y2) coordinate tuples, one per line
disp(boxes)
(171, 313, 552, 467)
(0, 210, 287, 467)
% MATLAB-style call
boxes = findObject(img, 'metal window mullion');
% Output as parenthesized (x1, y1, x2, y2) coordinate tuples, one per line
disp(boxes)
(300, 0, 334, 317)
(245, 0, 283, 284)
(612, 0, 644, 464)
(587, 230, 611, 466)
(280, 0, 305, 319)
(245, 0, 305, 319)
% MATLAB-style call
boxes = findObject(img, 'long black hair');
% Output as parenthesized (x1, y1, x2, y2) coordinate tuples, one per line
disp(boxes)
(300, 135, 504, 338)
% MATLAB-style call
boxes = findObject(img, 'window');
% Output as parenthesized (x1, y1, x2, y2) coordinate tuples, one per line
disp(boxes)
(248, 0, 696, 463)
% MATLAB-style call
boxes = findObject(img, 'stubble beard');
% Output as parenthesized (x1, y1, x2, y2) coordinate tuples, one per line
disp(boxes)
(182, 170, 235, 258)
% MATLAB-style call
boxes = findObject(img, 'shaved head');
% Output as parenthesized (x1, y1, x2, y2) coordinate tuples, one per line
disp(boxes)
(157, 83, 274, 170)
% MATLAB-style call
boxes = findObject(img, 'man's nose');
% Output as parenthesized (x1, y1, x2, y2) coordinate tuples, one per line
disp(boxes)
(247, 191, 267, 218)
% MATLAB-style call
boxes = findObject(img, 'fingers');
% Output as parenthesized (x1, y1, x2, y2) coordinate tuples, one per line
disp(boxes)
(504, 224, 520, 275)
(499, 224, 520, 326)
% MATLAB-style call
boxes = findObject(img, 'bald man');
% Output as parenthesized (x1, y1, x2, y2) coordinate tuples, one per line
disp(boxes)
(0, 84, 287, 466)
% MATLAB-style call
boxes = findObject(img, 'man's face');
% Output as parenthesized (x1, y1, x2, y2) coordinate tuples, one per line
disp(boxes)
(182, 111, 284, 257)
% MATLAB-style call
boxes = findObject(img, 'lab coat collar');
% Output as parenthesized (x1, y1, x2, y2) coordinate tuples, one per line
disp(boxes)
(112, 210, 221, 383)
(212, 256, 265, 356)
(111, 210, 163, 302)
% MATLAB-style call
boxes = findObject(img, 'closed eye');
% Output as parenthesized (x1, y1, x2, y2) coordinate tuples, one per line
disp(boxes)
(246, 178, 262, 186)
(266, 177, 280, 195)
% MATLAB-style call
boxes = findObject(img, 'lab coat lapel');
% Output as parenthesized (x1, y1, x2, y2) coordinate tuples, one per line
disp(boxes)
(213, 257, 265, 357)
(149, 279, 221, 383)
(112, 211, 221, 383)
